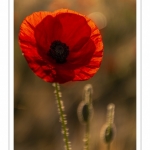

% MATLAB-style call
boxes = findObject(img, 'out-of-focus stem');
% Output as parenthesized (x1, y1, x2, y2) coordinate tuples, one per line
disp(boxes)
(83, 84, 93, 150)
(106, 103, 115, 150)
(107, 142, 110, 150)
(84, 116, 90, 150)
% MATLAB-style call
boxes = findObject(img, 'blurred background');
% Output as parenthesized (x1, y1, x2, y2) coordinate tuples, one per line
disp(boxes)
(14, 0, 136, 150)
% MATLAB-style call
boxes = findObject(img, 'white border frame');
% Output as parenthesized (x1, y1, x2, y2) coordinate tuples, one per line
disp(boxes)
(0, 0, 9, 149)
(137, 0, 141, 149)
(0, 0, 14, 150)
(0, 0, 147, 149)
(9, 0, 14, 149)
(141, 0, 150, 150)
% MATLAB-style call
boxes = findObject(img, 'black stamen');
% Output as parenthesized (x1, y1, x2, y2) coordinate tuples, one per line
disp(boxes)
(48, 40, 69, 64)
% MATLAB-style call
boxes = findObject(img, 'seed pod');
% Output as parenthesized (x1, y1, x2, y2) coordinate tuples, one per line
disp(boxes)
(77, 101, 93, 124)
(100, 103, 116, 144)
(100, 124, 116, 143)
(77, 84, 94, 124)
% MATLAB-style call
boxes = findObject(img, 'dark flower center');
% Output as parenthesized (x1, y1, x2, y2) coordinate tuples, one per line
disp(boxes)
(48, 40, 69, 64)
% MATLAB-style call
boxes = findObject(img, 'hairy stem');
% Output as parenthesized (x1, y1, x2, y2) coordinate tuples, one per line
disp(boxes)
(84, 120, 90, 150)
(53, 83, 71, 150)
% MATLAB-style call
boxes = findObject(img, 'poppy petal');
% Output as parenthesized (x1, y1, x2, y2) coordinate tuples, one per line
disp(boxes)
(34, 15, 63, 59)
(24, 52, 56, 83)
(54, 69, 75, 83)
(54, 9, 91, 50)
(66, 38, 96, 69)
(19, 12, 51, 49)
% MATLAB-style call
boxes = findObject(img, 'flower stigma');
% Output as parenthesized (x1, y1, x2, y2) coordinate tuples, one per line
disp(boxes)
(48, 40, 69, 64)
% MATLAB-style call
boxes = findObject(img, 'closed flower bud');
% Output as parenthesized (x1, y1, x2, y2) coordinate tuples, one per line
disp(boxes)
(77, 84, 93, 124)
(100, 103, 116, 144)
(77, 101, 93, 124)
(101, 124, 116, 143)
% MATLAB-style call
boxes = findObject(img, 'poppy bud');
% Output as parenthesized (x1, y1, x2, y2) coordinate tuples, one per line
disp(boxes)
(77, 101, 93, 124)
(101, 124, 116, 143)
(100, 103, 116, 143)
(77, 84, 93, 124)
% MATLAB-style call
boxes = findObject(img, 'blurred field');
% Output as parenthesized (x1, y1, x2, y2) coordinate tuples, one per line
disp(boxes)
(14, 0, 136, 150)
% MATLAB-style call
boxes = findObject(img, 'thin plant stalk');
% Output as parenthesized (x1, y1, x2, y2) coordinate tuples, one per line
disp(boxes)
(83, 84, 93, 150)
(84, 120, 90, 150)
(53, 83, 71, 150)
(107, 142, 110, 150)
(105, 103, 115, 150)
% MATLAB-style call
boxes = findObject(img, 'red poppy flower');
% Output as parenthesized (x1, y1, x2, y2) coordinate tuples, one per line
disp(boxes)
(19, 9, 103, 83)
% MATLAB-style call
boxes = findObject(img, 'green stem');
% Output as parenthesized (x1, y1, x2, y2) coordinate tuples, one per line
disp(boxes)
(84, 120, 90, 150)
(107, 143, 110, 150)
(53, 83, 71, 150)
(84, 110, 90, 150)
